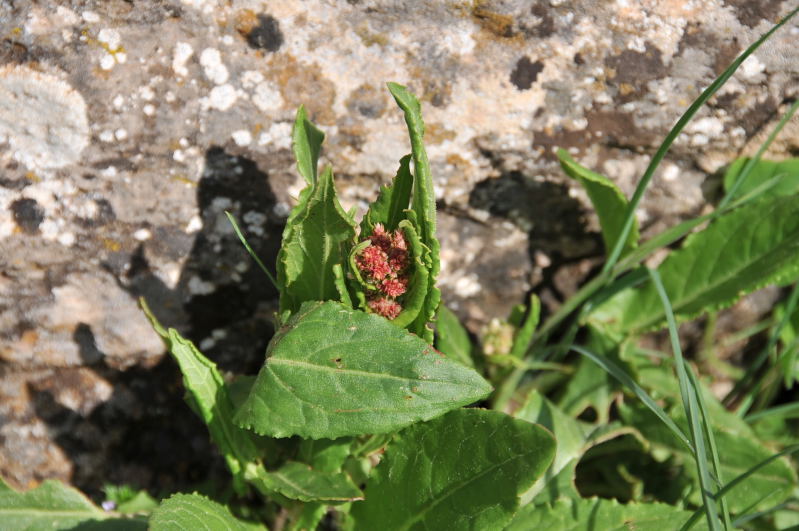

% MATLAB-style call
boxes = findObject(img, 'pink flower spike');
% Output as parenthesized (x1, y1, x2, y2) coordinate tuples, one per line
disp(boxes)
(381, 277, 407, 297)
(370, 223, 392, 252)
(368, 296, 402, 320)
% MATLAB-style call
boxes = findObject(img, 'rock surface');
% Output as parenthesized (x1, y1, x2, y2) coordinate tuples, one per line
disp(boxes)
(0, 0, 797, 496)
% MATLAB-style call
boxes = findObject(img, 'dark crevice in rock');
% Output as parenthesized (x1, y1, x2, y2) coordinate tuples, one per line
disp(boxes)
(10, 198, 44, 234)
(245, 14, 284, 51)
(510, 56, 544, 90)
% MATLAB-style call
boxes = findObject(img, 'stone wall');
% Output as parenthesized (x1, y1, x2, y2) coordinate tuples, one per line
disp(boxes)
(0, 0, 797, 494)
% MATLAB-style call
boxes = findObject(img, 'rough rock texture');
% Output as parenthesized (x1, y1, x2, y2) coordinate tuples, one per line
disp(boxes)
(0, 0, 797, 496)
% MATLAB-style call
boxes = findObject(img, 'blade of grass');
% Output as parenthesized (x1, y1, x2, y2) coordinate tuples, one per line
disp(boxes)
(648, 267, 724, 530)
(744, 400, 799, 423)
(726, 281, 799, 412)
(225, 211, 279, 290)
(680, 444, 799, 531)
(719, 98, 799, 209)
(603, 6, 799, 275)
(570, 344, 692, 451)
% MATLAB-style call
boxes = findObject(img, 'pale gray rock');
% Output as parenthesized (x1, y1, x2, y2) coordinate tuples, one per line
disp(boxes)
(0, 0, 797, 494)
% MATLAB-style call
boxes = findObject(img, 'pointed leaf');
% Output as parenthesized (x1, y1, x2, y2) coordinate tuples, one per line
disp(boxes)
(260, 461, 363, 503)
(235, 301, 492, 439)
(141, 301, 260, 493)
(505, 498, 707, 530)
(591, 195, 799, 333)
(723, 157, 799, 201)
(150, 493, 263, 531)
(351, 408, 555, 530)
(388, 82, 441, 338)
(0, 478, 141, 530)
(278, 167, 358, 314)
(292, 105, 324, 185)
(435, 305, 474, 367)
(361, 154, 413, 234)
(559, 148, 639, 255)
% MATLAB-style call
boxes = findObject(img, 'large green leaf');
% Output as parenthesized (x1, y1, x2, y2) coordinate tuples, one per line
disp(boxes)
(558, 149, 638, 255)
(149, 493, 263, 531)
(141, 302, 259, 494)
(388, 82, 441, 341)
(292, 105, 324, 185)
(505, 498, 707, 530)
(723, 157, 799, 201)
(0, 478, 143, 530)
(260, 461, 362, 503)
(277, 167, 357, 314)
(235, 301, 492, 439)
(620, 402, 797, 514)
(590, 195, 799, 333)
(350, 408, 555, 530)
(434, 305, 474, 368)
(361, 154, 413, 234)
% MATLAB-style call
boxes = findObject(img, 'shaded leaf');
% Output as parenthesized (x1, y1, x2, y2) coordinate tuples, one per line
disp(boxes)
(505, 497, 707, 530)
(435, 305, 474, 367)
(235, 301, 492, 439)
(591, 195, 799, 333)
(149, 493, 263, 531)
(278, 167, 357, 314)
(0, 478, 142, 531)
(558, 149, 638, 255)
(351, 408, 555, 530)
(292, 105, 324, 185)
(260, 461, 363, 503)
(620, 402, 797, 514)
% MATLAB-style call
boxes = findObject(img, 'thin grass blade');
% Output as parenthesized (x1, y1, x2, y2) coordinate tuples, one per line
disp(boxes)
(225, 211, 279, 290)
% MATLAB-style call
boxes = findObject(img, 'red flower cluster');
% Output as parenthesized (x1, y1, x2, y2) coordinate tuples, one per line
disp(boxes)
(355, 224, 410, 320)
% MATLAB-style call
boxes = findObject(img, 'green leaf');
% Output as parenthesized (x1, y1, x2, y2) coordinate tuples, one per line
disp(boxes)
(277, 166, 358, 314)
(385, 220, 430, 329)
(149, 493, 263, 531)
(292, 105, 325, 185)
(558, 149, 638, 255)
(141, 300, 260, 494)
(509, 294, 540, 360)
(723, 157, 799, 202)
(0, 478, 141, 530)
(591, 195, 799, 334)
(361, 154, 413, 234)
(297, 437, 353, 473)
(505, 498, 707, 530)
(620, 403, 797, 514)
(260, 461, 363, 503)
(350, 408, 556, 530)
(387, 82, 441, 339)
(434, 305, 474, 368)
(235, 301, 492, 439)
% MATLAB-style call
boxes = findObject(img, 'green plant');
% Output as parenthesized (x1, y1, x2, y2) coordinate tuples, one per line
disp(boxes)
(3, 8, 799, 529)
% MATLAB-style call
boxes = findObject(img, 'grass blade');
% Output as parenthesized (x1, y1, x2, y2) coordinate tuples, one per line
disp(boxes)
(604, 6, 799, 274)
(681, 444, 799, 530)
(570, 344, 691, 451)
(719, 99, 799, 209)
(648, 267, 723, 530)
(225, 211, 279, 290)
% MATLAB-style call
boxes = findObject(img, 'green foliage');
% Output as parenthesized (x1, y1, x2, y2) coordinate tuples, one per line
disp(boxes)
(277, 166, 358, 314)
(10, 21, 799, 526)
(149, 493, 263, 531)
(350, 408, 555, 530)
(505, 497, 707, 530)
(591, 195, 799, 334)
(234, 301, 491, 439)
(558, 148, 639, 255)
(0, 478, 144, 530)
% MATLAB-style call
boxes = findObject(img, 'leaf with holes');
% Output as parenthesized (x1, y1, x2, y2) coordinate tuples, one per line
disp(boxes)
(234, 301, 492, 439)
